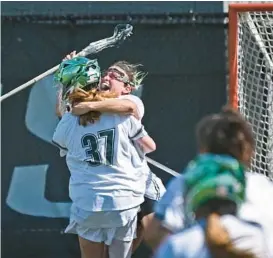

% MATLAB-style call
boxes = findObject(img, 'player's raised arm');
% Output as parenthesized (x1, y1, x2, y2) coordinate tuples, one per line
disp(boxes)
(128, 116, 156, 154)
(72, 98, 141, 120)
(135, 134, 156, 154)
(55, 86, 64, 118)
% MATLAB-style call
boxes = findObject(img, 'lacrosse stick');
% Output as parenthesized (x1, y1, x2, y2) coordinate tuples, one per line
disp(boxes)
(0, 24, 133, 102)
(2, 23, 178, 178)
(146, 157, 179, 177)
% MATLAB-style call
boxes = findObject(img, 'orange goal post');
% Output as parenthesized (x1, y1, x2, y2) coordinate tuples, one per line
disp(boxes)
(228, 3, 273, 179)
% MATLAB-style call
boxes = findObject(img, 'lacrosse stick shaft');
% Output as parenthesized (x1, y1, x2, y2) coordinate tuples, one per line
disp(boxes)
(146, 157, 179, 177)
(0, 65, 60, 101)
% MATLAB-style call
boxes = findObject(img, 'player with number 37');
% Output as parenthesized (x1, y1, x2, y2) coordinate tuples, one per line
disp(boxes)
(52, 57, 156, 258)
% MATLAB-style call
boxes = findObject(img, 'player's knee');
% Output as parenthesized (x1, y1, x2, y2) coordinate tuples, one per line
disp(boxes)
(143, 216, 170, 251)
(141, 212, 155, 229)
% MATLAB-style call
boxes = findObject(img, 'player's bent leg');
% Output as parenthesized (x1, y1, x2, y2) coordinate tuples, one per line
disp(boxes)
(107, 211, 138, 258)
(65, 216, 106, 258)
(132, 215, 144, 253)
(137, 198, 157, 251)
(143, 215, 171, 251)
(132, 173, 166, 253)
(132, 212, 156, 253)
(108, 239, 133, 258)
(142, 212, 155, 232)
(138, 173, 167, 252)
(66, 206, 139, 258)
(78, 236, 105, 258)
(102, 245, 109, 258)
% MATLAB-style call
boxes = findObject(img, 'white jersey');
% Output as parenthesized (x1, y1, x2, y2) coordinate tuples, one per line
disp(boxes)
(154, 172, 273, 256)
(119, 94, 145, 119)
(119, 94, 146, 160)
(52, 112, 148, 212)
(155, 215, 270, 258)
(120, 94, 166, 200)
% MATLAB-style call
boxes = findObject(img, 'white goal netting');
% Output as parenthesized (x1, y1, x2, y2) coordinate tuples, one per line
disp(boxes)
(236, 9, 273, 179)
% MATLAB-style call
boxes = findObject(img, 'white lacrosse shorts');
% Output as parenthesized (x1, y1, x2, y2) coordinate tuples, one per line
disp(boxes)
(145, 171, 166, 201)
(65, 204, 139, 258)
(66, 218, 137, 258)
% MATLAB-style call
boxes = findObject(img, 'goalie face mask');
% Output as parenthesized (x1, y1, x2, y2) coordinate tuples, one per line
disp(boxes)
(55, 57, 101, 101)
(71, 59, 101, 89)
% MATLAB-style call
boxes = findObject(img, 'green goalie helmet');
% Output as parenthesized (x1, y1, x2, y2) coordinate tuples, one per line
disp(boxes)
(54, 57, 101, 100)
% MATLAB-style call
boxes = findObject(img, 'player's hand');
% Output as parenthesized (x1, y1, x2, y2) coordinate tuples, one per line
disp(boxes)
(63, 51, 77, 61)
(71, 102, 92, 115)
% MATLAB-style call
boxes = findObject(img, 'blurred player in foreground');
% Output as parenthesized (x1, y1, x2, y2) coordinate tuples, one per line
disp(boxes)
(144, 107, 273, 256)
(53, 78, 156, 258)
(59, 51, 166, 253)
(154, 154, 270, 258)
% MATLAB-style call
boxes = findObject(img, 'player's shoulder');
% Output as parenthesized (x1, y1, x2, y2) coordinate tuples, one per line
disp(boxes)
(61, 111, 74, 120)
(154, 175, 185, 218)
(119, 94, 145, 119)
(166, 174, 185, 194)
(119, 94, 142, 102)
(56, 112, 75, 128)
(246, 172, 273, 189)
(246, 171, 272, 181)
(156, 175, 185, 210)
(245, 172, 273, 207)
